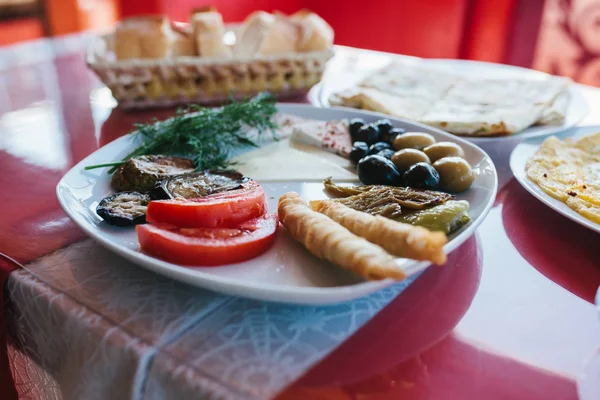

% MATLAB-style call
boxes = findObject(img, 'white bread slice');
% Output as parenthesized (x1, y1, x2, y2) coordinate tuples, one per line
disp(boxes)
(190, 11, 231, 57)
(233, 11, 275, 57)
(290, 9, 334, 51)
(114, 15, 171, 59)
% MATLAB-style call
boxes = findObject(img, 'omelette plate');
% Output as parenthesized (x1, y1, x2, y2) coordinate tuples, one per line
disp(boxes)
(510, 126, 600, 234)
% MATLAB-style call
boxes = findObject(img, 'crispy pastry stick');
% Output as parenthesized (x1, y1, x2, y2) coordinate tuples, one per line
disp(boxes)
(278, 192, 406, 280)
(310, 200, 447, 265)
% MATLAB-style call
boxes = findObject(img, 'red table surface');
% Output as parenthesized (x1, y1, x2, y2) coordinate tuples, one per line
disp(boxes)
(1, 37, 599, 400)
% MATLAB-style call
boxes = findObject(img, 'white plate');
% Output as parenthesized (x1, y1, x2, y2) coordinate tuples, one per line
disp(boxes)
(510, 126, 600, 234)
(56, 104, 498, 305)
(310, 54, 589, 143)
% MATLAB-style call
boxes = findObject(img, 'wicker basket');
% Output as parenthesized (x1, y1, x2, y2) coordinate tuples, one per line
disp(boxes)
(86, 28, 334, 109)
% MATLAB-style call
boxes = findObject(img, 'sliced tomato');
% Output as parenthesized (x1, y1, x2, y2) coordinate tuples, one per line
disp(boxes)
(137, 213, 278, 266)
(146, 180, 267, 228)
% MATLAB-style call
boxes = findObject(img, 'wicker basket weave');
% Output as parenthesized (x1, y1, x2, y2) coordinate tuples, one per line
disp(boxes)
(86, 29, 334, 109)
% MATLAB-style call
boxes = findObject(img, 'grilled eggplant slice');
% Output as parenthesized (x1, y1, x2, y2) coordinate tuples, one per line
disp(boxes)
(111, 155, 195, 193)
(150, 170, 248, 200)
(96, 192, 150, 226)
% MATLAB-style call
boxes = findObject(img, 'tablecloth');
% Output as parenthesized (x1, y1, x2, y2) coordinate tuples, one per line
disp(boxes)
(5, 240, 425, 399)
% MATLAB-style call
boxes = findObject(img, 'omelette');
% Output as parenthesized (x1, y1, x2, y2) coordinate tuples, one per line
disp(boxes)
(526, 132, 600, 223)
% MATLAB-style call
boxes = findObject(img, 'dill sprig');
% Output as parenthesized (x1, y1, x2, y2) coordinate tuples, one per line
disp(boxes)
(85, 93, 279, 173)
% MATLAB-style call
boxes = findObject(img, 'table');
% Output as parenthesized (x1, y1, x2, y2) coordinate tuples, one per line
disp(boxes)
(1, 35, 599, 400)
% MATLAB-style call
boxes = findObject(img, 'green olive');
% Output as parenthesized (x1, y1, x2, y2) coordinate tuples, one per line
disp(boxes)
(391, 149, 431, 172)
(433, 157, 474, 192)
(423, 142, 465, 162)
(392, 132, 436, 151)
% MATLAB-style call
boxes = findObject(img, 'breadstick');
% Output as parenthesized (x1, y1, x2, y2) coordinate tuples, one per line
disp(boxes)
(278, 192, 406, 280)
(310, 200, 447, 265)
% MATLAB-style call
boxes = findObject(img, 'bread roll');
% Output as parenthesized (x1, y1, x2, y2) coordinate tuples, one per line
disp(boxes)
(190, 5, 217, 15)
(190, 11, 231, 57)
(257, 15, 300, 54)
(233, 11, 275, 57)
(114, 15, 171, 60)
(170, 25, 196, 57)
(290, 9, 334, 51)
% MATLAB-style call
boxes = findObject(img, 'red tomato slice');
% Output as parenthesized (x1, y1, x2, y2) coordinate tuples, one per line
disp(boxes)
(146, 180, 267, 228)
(137, 213, 278, 266)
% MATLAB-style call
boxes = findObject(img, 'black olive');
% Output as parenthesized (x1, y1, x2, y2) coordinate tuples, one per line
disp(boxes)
(377, 149, 395, 160)
(403, 162, 440, 189)
(382, 127, 405, 144)
(375, 119, 394, 136)
(357, 155, 402, 186)
(356, 124, 381, 145)
(368, 142, 392, 155)
(349, 142, 369, 164)
(349, 118, 366, 142)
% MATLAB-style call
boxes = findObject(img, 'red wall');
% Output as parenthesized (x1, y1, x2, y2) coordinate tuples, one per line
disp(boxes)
(0, 19, 44, 46)
(120, 0, 304, 22)
(119, 0, 471, 59)
(306, 0, 470, 58)
(118, 0, 540, 62)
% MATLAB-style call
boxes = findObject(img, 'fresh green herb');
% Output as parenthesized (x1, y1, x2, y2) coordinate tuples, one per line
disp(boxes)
(85, 93, 278, 173)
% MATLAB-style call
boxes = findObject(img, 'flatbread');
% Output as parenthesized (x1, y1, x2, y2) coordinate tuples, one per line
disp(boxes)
(328, 62, 573, 136)
(337, 87, 434, 121)
(442, 77, 568, 107)
(538, 90, 570, 125)
(420, 100, 544, 136)
(359, 62, 459, 100)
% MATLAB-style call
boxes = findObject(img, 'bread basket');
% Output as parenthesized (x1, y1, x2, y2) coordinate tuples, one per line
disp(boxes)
(86, 26, 334, 110)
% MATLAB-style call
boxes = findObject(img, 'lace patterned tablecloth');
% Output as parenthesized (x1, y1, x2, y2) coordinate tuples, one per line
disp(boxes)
(5, 240, 416, 399)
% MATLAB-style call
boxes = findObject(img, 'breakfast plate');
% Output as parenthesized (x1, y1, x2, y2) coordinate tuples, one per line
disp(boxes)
(57, 103, 497, 305)
(309, 51, 589, 142)
(510, 126, 600, 234)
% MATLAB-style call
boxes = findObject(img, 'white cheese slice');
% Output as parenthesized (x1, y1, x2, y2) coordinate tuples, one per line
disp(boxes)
(290, 119, 352, 157)
(231, 139, 358, 181)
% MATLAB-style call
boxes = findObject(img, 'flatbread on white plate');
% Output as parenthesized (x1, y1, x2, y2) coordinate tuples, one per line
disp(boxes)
(538, 90, 570, 125)
(420, 100, 544, 136)
(329, 87, 363, 108)
(328, 61, 573, 136)
(442, 77, 569, 107)
(332, 87, 434, 122)
(359, 62, 459, 100)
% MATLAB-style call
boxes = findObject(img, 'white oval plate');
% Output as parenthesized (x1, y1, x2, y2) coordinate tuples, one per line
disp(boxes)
(56, 104, 498, 305)
(510, 126, 600, 234)
(310, 55, 589, 143)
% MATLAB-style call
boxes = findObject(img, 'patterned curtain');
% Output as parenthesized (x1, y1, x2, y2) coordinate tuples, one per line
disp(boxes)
(534, 0, 600, 86)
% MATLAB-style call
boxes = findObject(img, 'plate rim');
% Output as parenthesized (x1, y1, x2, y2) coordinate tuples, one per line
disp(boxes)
(509, 128, 600, 234)
(56, 103, 498, 305)
(310, 54, 590, 142)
